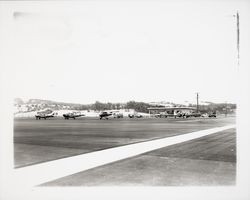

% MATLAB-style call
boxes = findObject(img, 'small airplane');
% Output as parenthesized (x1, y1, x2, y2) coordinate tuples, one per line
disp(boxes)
(63, 112, 85, 120)
(35, 109, 57, 120)
(99, 111, 113, 120)
(99, 111, 124, 119)
(99, 111, 113, 119)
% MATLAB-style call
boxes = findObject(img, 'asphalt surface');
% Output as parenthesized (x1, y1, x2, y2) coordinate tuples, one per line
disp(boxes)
(14, 116, 235, 168)
(42, 128, 236, 186)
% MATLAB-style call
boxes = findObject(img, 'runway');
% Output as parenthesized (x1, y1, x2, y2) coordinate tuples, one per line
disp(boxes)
(14, 116, 236, 186)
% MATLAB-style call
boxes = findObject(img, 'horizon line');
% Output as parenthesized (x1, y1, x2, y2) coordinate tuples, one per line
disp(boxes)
(14, 97, 236, 105)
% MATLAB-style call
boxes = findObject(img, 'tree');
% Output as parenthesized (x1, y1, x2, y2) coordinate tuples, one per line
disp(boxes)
(125, 101, 151, 113)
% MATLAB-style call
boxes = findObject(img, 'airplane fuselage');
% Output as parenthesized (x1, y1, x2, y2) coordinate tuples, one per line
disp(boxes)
(99, 112, 112, 120)
(35, 114, 55, 120)
(63, 113, 85, 120)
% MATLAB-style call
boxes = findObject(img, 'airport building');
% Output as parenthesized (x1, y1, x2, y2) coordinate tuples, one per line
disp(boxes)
(147, 107, 197, 117)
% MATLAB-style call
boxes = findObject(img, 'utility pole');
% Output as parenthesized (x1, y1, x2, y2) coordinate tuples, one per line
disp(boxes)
(196, 92, 199, 113)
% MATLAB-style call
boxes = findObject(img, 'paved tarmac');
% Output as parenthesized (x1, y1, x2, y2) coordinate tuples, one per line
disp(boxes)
(42, 128, 236, 186)
(14, 117, 235, 168)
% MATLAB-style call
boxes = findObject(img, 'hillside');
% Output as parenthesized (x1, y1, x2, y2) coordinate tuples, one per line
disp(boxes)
(14, 98, 236, 115)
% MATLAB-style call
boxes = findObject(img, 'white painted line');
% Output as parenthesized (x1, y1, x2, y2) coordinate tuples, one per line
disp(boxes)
(13, 125, 235, 187)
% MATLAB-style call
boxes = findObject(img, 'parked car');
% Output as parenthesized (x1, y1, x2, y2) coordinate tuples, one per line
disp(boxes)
(183, 112, 201, 118)
(208, 112, 217, 118)
(201, 113, 209, 118)
(128, 113, 143, 118)
(113, 113, 123, 118)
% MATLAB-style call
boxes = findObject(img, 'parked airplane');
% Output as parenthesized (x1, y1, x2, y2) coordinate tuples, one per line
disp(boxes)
(35, 109, 57, 120)
(99, 111, 113, 120)
(63, 112, 85, 120)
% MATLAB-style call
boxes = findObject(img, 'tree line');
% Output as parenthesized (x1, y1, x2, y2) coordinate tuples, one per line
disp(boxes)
(14, 98, 236, 114)
(75, 101, 152, 113)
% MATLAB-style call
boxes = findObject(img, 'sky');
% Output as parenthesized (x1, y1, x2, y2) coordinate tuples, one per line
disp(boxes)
(0, 0, 248, 104)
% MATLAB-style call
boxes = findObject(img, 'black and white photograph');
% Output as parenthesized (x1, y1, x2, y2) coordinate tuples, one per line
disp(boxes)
(0, 0, 250, 199)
